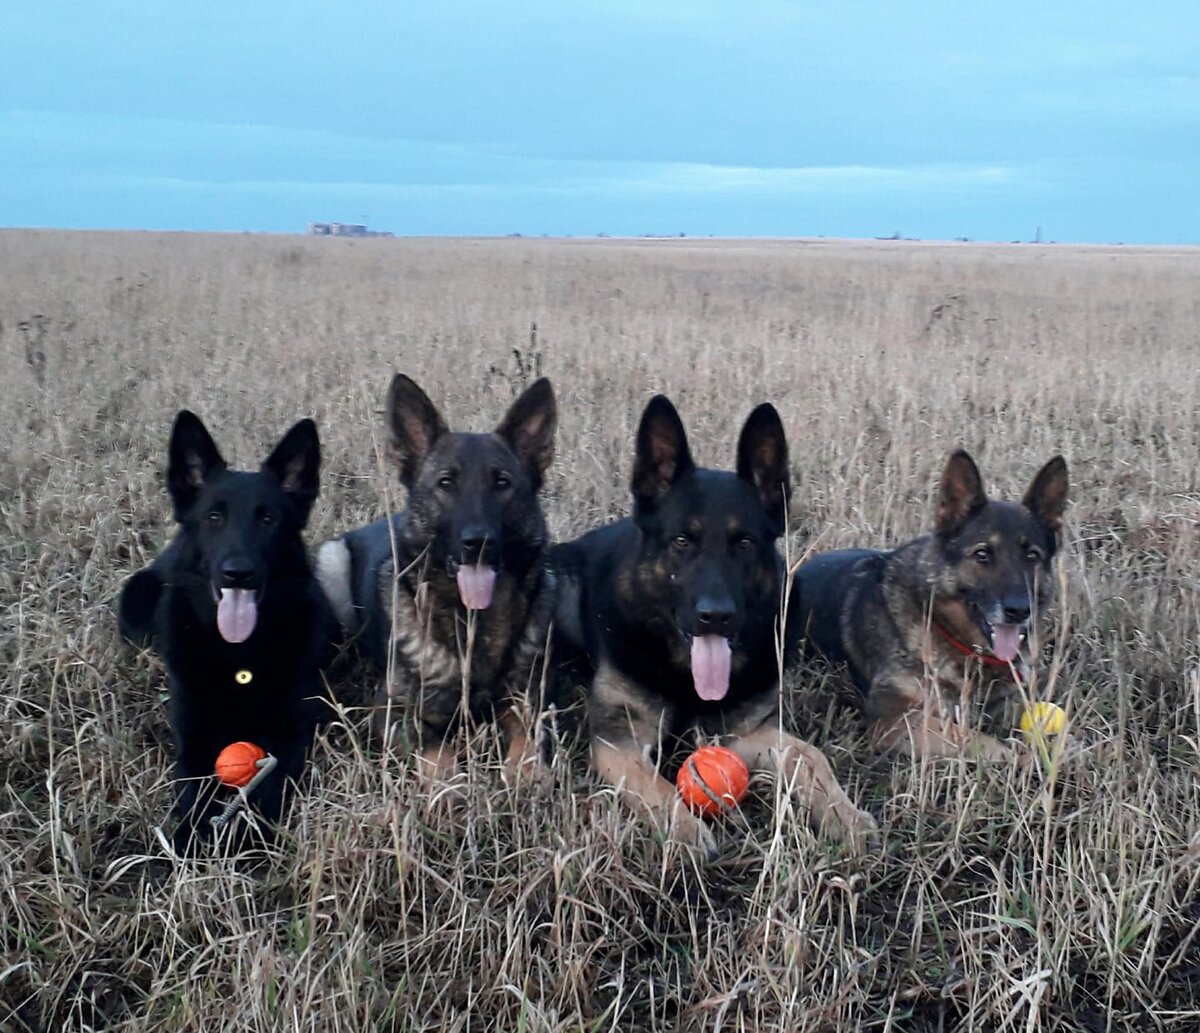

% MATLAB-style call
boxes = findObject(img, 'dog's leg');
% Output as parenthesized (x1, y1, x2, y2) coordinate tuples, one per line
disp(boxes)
(497, 706, 539, 781)
(587, 663, 717, 859)
(367, 678, 460, 785)
(414, 738, 458, 788)
(591, 739, 717, 860)
(729, 727, 879, 852)
(867, 673, 1012, 760)
(171, 746, 223, 854)
(870, 710, 1013, 760)
(251, 722, 311, 827)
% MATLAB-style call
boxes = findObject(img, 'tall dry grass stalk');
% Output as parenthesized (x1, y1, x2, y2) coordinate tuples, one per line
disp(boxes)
(1, 231, 1198, 1030)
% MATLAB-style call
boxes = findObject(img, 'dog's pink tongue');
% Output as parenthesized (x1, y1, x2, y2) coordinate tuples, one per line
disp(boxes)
(691, 635, 732, 701)
(216, 589, 258, 644)
(991, 624, 1022, 663)
(456, 565, 497, 611)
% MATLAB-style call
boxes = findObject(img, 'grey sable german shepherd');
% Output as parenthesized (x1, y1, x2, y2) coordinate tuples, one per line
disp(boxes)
(315, 375, 557, 777)
(793, 450, 1068, 760)
(554, 395, 878, 857)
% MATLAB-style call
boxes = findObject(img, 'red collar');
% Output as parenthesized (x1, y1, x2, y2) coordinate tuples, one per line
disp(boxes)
(933, 622, 1022, 680)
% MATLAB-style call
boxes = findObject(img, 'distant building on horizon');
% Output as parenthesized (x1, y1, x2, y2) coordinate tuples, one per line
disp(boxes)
(307, 222, 393, 238)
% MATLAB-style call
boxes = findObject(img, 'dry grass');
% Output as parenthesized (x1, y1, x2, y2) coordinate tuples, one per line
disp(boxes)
(1, 230, 1198, 1031)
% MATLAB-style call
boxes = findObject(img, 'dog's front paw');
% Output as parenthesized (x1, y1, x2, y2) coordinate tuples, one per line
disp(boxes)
(822, 801, 881, 855)
(500, 742, 546, 787)
(962, 731, 1015, 763)
(667, 804, 719, 862)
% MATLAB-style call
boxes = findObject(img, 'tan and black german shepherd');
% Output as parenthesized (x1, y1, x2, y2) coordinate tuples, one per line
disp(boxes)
(554, 395, 878, 857)
(793, 450, 1069, 760)
(315, 375, 557, 777)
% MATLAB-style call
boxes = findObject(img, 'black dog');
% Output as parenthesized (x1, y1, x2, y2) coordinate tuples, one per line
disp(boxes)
(118, 411, 337, 849)
(554, 396, 877, 857)
(315, 375, 557, 778)
(794, 450, 1068, 760)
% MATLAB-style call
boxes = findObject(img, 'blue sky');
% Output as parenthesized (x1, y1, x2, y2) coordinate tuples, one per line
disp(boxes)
(3, 1, 1197, 242)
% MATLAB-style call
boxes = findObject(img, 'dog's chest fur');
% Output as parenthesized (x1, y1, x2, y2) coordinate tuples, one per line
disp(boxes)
(378, 555, 556, 716)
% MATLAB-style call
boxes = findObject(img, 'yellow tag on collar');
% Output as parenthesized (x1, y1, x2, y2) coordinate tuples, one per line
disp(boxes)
(234, 669, 253, 686)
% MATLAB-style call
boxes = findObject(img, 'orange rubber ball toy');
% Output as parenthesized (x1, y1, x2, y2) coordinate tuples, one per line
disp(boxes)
(676, 745, 750, 818)
(215, 741, 267, 787)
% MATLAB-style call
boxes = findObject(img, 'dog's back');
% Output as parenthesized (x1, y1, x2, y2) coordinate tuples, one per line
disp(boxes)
(791, 548, 888, 681)
(548, 519, 637, 665)
(316, 514, 402, 672)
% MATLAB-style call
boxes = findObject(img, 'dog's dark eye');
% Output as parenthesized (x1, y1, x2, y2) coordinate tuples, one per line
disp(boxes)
(1025, 548, 1042, 564)
(258, 510, 275, 527)
(672, 534, 691, 550)
(206, 510, 224, 526)
(972, 546, 991, 565)
(494, 473, 512, 490)
(437, 474, 455, 490)
(736, 535, 755, 550)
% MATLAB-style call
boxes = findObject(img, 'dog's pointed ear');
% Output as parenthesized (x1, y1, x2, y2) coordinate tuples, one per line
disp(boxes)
(1023, 455, 1069, 538)
(264, 419, 321, 526)
(936, 450, 987, 535)
(167, 410, 226, 520)
(496, 377, 556, 485)
(736, 403, 791, 534)
(631, 395, 695, 511)
(386, 374, 448, 488)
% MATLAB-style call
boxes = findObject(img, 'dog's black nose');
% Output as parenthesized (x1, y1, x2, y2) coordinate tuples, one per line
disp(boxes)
(1003, 601, 1031, 624)
(460, 526, 491, 556)
(696, 596, 736, 633)
(221, 560, 256, 589)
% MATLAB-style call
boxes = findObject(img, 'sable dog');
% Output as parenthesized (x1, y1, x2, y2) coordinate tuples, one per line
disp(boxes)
(794, 450, 1068, 760)
(554, 396, 878, 857)
(117, 411, 337, 850)
(315, 375, 557, 776)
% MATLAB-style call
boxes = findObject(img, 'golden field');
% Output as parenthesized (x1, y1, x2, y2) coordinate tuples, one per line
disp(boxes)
(1, 230, 1198, 1031)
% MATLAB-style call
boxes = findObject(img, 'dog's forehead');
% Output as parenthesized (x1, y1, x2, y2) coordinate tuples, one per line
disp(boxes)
(963, 499, 1051, 547)
(426, 431, 517, 469)
(663, 469, 770, 532)
(194, 469, 283, 510)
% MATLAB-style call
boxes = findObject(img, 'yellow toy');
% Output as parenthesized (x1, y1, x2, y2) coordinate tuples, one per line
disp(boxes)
(1020, 701, 1067, 741)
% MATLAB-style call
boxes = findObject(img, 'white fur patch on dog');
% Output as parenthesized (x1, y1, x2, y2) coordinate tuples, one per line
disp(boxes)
(315, 539, 355, 631)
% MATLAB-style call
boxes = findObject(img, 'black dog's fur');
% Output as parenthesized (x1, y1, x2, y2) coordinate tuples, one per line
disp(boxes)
(118, 411, 337, 850)
(554, 396, 877, 856)
(315, 375, 557, 777)
(794, 450, 1068, 759)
